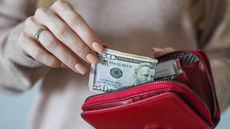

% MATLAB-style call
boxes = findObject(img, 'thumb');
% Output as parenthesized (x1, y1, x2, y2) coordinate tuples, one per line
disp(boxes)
(151, 47, 175, 58)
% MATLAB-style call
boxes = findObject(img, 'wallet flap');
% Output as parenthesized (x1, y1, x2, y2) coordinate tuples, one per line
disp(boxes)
(82, 92, 209, 129)
(82, 81, 212, 125)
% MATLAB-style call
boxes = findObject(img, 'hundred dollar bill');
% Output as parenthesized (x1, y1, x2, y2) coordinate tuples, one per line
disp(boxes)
(89, 49, 158, 93)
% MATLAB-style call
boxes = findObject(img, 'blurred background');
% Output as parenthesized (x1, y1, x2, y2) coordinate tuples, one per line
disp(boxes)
(0, 84, 230, 129)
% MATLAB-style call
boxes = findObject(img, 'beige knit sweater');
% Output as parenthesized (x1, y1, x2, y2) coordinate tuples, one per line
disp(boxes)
(0, 0, 230, 129)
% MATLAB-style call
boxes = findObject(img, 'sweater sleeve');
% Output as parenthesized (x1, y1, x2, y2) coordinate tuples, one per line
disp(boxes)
(0, 0, 50, 92)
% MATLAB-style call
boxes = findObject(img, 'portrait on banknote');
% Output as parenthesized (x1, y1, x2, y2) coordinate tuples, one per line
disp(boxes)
(133, 63, 155, 86)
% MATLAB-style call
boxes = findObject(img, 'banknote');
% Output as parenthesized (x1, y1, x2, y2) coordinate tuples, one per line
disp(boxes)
(89, 49, 158, 93)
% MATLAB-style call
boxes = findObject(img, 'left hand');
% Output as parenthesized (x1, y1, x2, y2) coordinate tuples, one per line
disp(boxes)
(151, 47, 175, 57)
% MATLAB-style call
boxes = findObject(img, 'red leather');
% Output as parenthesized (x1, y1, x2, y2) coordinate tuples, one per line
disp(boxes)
(81, 50, 220, 129)
(83, 93, 209, 129)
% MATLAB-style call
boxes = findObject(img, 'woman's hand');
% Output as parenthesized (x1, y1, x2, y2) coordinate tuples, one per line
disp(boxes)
(151, 47, 175, 57)
(19, 0, 105, 75)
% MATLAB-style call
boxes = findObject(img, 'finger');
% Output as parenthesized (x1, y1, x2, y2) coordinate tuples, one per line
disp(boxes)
(34, 7, 99, 64)
(151, 47, 175, 57)
(39, 29, 88, 74)
(19, 32, 62, 68)
(24, 15, 88, 74)
(151, 48, 165, 57)
(163, 47, 175, 53)
(51, 0, 105, 52)
(24, 16, 46, 40)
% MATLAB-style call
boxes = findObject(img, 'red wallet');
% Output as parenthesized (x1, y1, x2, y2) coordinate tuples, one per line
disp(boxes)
(81, 50, 220, 129)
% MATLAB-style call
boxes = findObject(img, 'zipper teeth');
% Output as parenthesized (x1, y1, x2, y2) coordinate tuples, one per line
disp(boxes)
(162, 50, 217, 117)
(187, 50, 217, 118)
(86, 80, 182, 101)
(86, 80, 207, 108)
(200, 54, 218, 118)
(84, 81, 181, 107)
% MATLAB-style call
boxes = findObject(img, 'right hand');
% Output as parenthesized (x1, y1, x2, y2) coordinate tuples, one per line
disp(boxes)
(19, 0, 105, 75)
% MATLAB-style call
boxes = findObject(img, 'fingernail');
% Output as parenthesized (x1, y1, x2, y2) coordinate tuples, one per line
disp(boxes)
(86, 53, 99, 64)
(152, 48, 164, 52)
(164, 47, 175, 53)
(74, 63, 88, 75)
(92, 41, 105, 52)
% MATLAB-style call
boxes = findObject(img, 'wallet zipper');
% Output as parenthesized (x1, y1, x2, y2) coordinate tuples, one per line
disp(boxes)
(182, 50, 217, 119)
(85, 81, 208, 111)
(158, 49, 218, 122)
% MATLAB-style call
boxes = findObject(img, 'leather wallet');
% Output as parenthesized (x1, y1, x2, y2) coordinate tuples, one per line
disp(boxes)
(81, 50, 221, 129)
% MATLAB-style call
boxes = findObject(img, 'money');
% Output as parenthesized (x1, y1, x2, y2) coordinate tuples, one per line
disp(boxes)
(89, 49, 158, 93)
